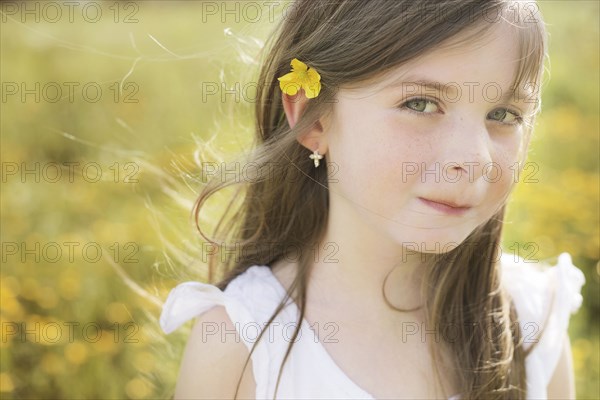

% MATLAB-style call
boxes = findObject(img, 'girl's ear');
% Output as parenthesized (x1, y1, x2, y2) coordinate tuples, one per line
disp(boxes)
(281, 90, 328, 154)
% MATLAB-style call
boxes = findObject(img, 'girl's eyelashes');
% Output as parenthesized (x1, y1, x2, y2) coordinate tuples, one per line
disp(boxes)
(398, 97, 525, 126)
(487, 107, 524, 126)
(399, 97, 442, 116)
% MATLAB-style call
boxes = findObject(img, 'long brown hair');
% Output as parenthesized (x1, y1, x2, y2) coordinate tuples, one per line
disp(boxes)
(193, 1, 549, 398)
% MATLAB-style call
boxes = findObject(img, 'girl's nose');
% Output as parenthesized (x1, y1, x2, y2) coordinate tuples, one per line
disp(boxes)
(438, 118, 494, 183)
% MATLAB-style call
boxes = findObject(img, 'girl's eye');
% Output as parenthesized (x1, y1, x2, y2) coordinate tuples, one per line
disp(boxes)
(487, 108, 522, 125)
(402, 98, 440, 113)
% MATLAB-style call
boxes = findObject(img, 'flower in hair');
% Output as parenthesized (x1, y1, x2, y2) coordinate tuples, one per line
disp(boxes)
(277, 58, 321, 99)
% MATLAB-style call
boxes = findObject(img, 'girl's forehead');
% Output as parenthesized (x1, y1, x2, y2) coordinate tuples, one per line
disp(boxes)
(364, 23, 522, 93)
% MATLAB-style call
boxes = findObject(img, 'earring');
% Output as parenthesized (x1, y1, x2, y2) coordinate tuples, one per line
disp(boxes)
(309, 148, 323, 168)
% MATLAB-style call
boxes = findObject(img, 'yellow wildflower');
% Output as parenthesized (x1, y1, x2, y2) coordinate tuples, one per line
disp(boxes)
(278, 58, 321, 99)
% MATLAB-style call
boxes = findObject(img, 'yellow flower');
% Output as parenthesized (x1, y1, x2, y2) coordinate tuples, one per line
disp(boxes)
(277, 58, 321, 99)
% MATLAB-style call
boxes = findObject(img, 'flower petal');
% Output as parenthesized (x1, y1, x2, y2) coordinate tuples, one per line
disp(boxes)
(305, 68, 321, 98)
(290, 58, 308, 73)
(307, 68, 321, 82)
(280, 81, 300, 96)
(303, 81, 321, 98)
(277, 72, 296, 82)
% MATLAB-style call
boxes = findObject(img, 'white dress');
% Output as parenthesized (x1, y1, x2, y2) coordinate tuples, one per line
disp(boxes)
(159, 252, 585, 399)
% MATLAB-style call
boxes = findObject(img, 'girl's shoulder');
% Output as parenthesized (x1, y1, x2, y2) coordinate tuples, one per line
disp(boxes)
(499, 252, 586, 395)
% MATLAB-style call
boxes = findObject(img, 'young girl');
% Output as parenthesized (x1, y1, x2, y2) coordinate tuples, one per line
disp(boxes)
(160, 1, 586, 399)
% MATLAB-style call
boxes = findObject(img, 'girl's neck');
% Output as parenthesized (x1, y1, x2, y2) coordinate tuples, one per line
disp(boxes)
(270, 190, 443, 321)
(305, 197, 430, 312)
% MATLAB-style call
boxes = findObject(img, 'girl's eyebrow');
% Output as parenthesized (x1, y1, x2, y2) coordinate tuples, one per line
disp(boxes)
(395, 78, 460, 98)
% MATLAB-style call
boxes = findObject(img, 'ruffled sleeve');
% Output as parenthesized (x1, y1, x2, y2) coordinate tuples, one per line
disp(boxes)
(158, 280, 272, 398)
(160, 282, 228, 334)
(500, 252, 586, 399)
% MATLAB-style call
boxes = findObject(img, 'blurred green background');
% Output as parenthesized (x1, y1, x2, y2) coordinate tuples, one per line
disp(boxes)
(1, 1, 598, 399)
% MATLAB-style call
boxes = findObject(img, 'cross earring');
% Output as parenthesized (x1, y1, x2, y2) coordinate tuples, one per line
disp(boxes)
(309, 148, 323, 168)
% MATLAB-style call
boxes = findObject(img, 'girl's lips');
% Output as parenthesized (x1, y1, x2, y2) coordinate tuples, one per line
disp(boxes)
(418, 197, 472, 215)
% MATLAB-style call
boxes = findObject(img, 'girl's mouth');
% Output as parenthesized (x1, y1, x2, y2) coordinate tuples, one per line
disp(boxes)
(418, 197, 472, 215)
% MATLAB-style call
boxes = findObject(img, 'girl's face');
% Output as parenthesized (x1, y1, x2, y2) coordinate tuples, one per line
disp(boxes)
(325, 22, 534, 252)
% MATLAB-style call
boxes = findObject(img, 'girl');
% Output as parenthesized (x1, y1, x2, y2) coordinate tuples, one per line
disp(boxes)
(160, 0, 586, 399)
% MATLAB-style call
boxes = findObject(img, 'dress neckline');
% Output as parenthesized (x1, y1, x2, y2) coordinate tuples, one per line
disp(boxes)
(251, 265, 461, 400)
